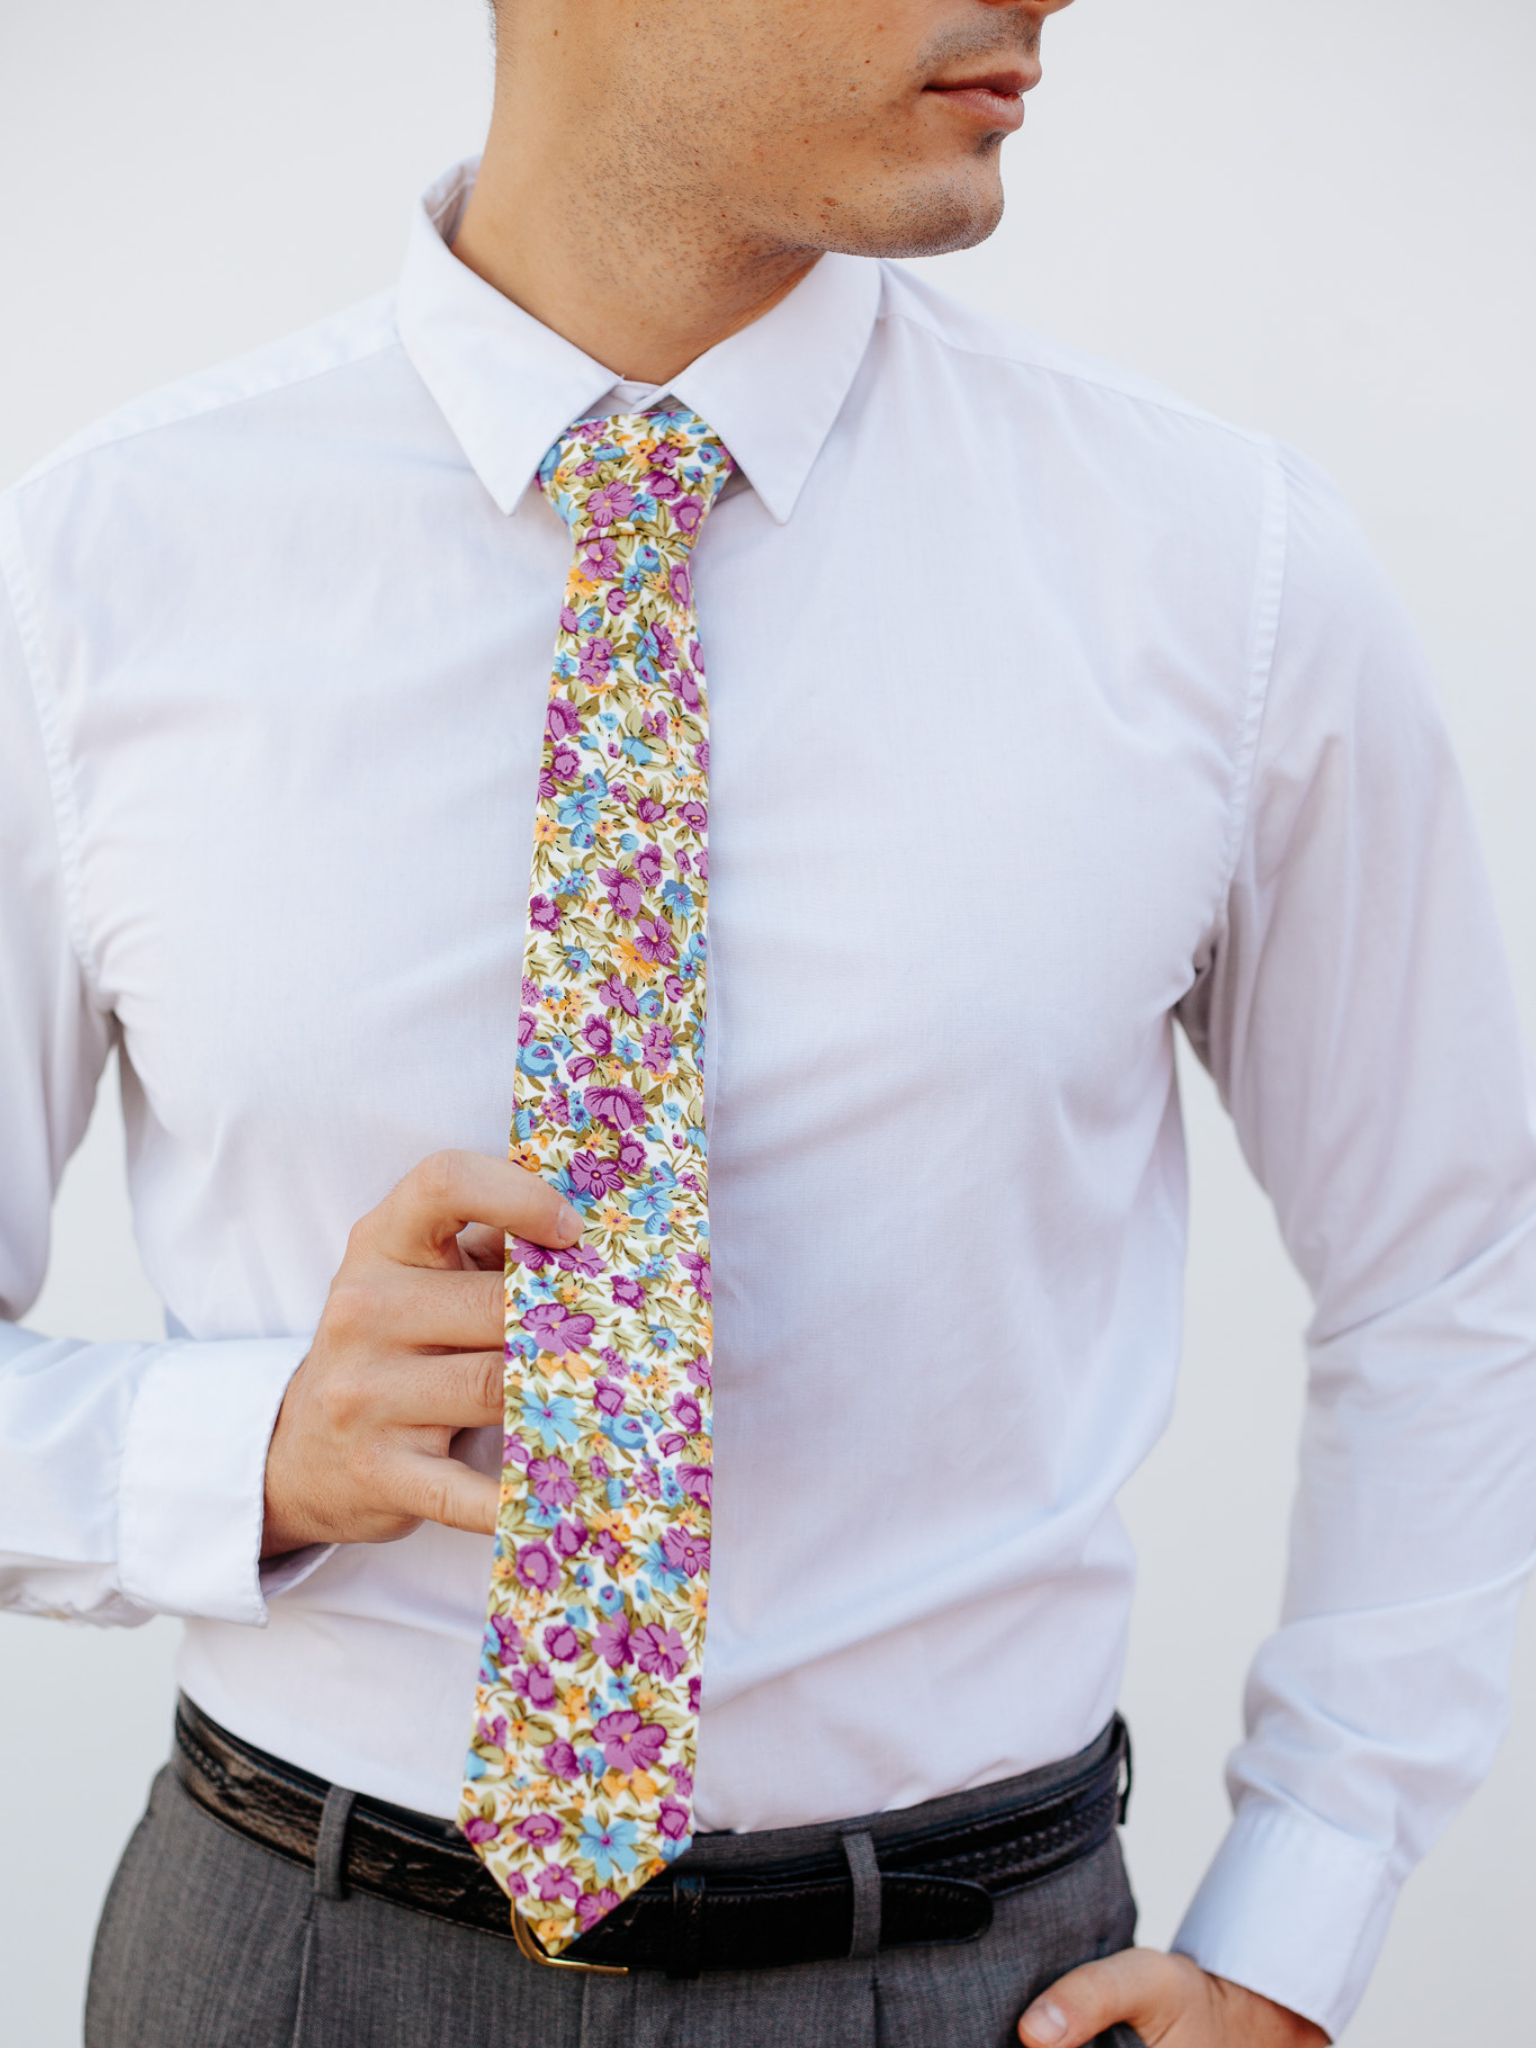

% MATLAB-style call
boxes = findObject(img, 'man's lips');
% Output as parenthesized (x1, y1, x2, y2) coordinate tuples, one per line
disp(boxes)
(923, 68, 1032, 131)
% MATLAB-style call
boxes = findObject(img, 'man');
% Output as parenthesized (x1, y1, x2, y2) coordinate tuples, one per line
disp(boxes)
(3, 0, 1533, 2042)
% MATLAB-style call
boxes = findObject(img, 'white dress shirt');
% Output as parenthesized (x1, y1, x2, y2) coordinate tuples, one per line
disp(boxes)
(3, 160, 1535, 2036)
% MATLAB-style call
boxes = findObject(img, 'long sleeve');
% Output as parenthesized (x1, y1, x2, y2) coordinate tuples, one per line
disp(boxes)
(1171, 448, 1536, 2036)
(0, 506, 308, 1629)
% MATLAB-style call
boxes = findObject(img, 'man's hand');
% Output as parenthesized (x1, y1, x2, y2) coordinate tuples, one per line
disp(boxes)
(1018, 1952, 1329, 2048)
(261, 1150, 584, 1556)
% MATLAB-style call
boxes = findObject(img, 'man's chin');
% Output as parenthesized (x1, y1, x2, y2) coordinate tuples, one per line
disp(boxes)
(813, 175, 1006, 262)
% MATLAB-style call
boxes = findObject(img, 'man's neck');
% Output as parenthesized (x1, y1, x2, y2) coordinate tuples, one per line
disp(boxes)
(450, 107, 820, 386)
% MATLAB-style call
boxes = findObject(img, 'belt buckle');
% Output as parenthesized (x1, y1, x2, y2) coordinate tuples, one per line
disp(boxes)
(512, 1906, 629, 1976)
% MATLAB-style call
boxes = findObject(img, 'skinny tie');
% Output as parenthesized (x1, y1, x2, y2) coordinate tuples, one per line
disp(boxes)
(459, 406, 731, 1956)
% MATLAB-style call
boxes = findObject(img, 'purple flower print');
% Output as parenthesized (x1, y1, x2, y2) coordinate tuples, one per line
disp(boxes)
(507, 1870, 528, 1897)
(538, 1861, 579, 1901)
(580, 536, 621, 580)
(525, 1302, 595, 1354)
(585, 1083, 646, 1132)
(669, 564, 693, 609)
(567, 1055, 596, 1081)
(672, 1764, 694, 1798)
(649, 441, 678, 471)
(634, 843, 663, 887)
(529, 894, 562, 932)
(645, 468, 680, 501)
(661, 1527, 710, 1578)
(594, 1710, 667, 1772)
(579, 636, 614, 685)
(632, 1462, 661, 1500)
(617, 1135, 647, 1173)
(503, 1432, 530, 1465)
(551, 1519, 587, 1558)
(642, 1024, 674, 1075)
(664, 973, 687, 1004)
(477, 1713, 508, 1750)
(560, 604, 580, 634)
(550, 744, 581, 782)
(582, 1013, 613, 1056)
(526, 1663, 557, 1709)
(694, 740, 709, 773)
(679, 1463, 712, 1507)
(588, 481, 637, 527)
(632, 1622, 689, 1681)
(544, 1623, 581, 1663)
(590, 1527, 625, 1568)
(516, 1541, 558, 1592)
(670, 1392, 702, 1434)
(529, 1455, 579, 1510)
(462, 1816, 500, 1845)
(605, 586, 629, 617)
(611, 1274, 646, 1310)
(688, 1677, 703, 1713)
(675, 669, 701, 713)
(594, 1379, 626, 1417)
(589, 1451, 611, 1481)
(673, 496, 704, 535)
(678, 1250, 711, 1301)
(576, 1888, 622, 1931)
(547, 697, 580, 741)
(543, 1743, 580, 1782)
(658, 1431, 687, 1459)
(687, 1353, 712, 1391)
(658, 1801, 691, 1841)
(596, 974, 640, 1017)
(517, 1813, 564, 1845)
(678, 800, 708, 833)
(597, 865, 643, 920)
(594, 1613, 631, 1669)
(491, 1613, 523, 1660)
(651, 621, 679, 667)
(569, 1149, 625, 1198)
(633, 917, 677, 966)
(517, 1009, 536, 1047)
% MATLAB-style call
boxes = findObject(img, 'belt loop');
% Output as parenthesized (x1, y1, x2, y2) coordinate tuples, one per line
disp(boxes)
(841, 1828, 881, 1960)
(314, 1785, 356, 1900)
(1115, 1716, 1134, 1824)
(666, 1873, 707, 1979)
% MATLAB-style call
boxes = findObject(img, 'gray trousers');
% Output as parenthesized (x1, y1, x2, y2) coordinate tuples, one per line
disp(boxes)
(87, 1745, 1141, 2048)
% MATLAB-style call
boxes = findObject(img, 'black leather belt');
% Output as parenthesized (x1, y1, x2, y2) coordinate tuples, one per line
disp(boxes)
(173, 1694, 1130, 1978)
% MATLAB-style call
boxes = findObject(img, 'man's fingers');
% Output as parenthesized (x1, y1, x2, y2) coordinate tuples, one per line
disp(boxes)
(1019, 1949, 1197, 2048)
(405, 1351, 508, 1429)
(368, 1150, 582, 1266)
(390, 1448, 501, 1536)
(333, 1262, 505, 1351)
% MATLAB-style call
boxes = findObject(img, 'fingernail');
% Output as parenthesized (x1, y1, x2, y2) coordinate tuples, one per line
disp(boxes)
(1022, 2002, 1068, 2045)
(557, 1201, 583, 1241)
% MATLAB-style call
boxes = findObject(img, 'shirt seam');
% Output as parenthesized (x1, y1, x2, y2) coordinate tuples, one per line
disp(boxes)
(14, 296, 402, 492)
(0, 496, 106, 1009)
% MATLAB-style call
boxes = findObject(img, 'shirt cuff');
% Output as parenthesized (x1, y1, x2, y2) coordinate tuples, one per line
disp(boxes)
(118, 1337, 309, 1624)
(1172, 1798, 1403, 2040)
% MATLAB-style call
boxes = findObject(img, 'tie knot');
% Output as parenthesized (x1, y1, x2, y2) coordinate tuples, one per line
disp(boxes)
(538, 406, 734, 549)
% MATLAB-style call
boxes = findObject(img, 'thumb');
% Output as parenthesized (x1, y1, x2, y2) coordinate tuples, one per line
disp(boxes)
(1019, 1948, 1199, 2048)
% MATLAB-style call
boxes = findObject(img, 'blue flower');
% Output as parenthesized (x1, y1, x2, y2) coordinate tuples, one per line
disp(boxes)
(507, 1333, 537, 1362)
(620, 735, 654, 766)
(513, 1107, 536, 1143)
(639, 990, 663, 1019)
(579, 1749, 607, 1780)
(465, 1751, 487, 1779)
(599, 711, 619, 731)
(628, 1183, 673, 1234)
(584, 769, 609, 798)
(602, 1414, 649, 1454)
(573, 1564, 594, 1591)
(558, 792, 600, 837)
(564, 945, 593, 976)
(526, 1499, 560, 1528)
(595, 1583, 626, 1616)
(564, 1604, 589, 1627)
(640, 1539, 686, 1593)
(619, 831, 639, 851)
(648, 1324, 678, 1353)
(518, 1042, 557, 1079)
(662, 879, 695, 916)
(552, 1166, 595, 1212)
(576, 605, 602, 632)
(553, 651, 577, 680)
(521, 1391, 580, 1448)
(637, 544, 661, 573)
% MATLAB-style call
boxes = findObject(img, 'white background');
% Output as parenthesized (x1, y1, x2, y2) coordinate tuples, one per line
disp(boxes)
(1, 2, 1532, 2041)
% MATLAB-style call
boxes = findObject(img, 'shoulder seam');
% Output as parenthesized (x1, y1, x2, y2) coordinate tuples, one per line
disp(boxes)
(18, 296, 402, 490)
(0, 498, 107, 1009)
(874, 286, 1266, 448)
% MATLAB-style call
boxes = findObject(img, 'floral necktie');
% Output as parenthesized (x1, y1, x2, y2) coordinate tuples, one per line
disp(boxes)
(459, 406, 732, 1958)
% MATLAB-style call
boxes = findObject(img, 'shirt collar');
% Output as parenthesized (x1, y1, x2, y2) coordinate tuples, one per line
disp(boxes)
(396, 159, 882, 526)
